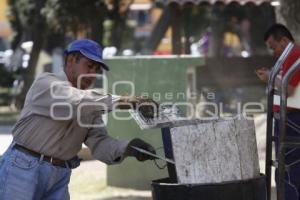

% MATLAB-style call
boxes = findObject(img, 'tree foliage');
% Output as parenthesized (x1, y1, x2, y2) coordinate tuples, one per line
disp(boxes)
(42, 0, 107, 43)
(7, 0, 45, 48)
(42, 0, 133, 46)
(7, 0, 134, 109)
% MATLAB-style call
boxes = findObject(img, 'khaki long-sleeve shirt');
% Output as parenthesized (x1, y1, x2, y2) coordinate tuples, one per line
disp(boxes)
(12, 72, 129, 164)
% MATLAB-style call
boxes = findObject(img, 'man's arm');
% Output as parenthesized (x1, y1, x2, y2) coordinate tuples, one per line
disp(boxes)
(84, 116, 156, 164)
(30, 73, 117, 119)
(255, 68, 295, 96)
(84, 122, 129, 165)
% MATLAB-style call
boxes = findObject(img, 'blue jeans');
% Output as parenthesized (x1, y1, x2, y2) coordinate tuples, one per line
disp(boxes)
(0, 143, 71, 200)
(275, 112, 300, 200)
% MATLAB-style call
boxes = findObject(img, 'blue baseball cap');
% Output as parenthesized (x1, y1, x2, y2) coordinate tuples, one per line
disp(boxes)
(64, 39, 109, 71)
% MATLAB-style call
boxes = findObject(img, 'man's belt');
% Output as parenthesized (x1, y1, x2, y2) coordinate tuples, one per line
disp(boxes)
(14, 144, 69, 168)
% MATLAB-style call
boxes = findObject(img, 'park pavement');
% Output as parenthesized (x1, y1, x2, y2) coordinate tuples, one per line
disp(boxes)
(0, 125, 13, 155)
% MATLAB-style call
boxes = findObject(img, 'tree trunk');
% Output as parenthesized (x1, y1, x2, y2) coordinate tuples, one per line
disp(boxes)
(90, 19, 104, 45)
(15, 0, 47, 109)
(209, 3, 226, 57)
(15, 28, 47, 109)
(170, 3, 182, 55)
(111, 0, 122, 50)
(143, 7, 171, 54)
(183, 4, 193, 54)
(110, 0, 133, 52)
(90, 2, 107, 45)
(277, 0, 300, 42)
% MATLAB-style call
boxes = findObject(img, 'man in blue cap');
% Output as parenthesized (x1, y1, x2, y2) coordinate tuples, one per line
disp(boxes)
(0, 39, 157, 200)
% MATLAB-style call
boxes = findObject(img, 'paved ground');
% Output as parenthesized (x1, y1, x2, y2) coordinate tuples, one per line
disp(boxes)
(69, 161, 152, 200)
(0, 114, 276, 199)
(0, 125, 13, 155)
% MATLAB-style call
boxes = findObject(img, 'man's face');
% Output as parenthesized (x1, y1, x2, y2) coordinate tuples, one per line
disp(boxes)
(66, 54, 102, 89)
(265, 35, 289, 58)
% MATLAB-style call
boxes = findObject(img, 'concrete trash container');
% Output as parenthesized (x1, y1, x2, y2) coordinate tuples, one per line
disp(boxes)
(151, 116, 265, 200)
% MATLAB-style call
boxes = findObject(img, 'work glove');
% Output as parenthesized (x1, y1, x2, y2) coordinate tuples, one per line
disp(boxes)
(124, 138, 156, 161)
(117, 96, 159, 119)
(137, 98, 159, 119)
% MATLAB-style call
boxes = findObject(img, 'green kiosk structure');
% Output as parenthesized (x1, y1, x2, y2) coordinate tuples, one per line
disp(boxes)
(105, 56, 204, 189)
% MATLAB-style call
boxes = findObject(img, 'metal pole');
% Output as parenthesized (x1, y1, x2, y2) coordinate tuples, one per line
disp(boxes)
(278, 58, 300, 200)
(265, 42, 294, 200)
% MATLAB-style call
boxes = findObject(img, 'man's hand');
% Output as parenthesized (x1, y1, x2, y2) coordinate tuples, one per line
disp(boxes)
(124, 138, 156, 161)
(117, 96, 159, 119)
(117, 96, 140, 109)
(255, 67, 270, 83)
(137, 98, 159, 119)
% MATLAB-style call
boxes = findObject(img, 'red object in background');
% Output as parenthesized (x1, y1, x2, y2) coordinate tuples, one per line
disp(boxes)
(153, 50, 171, 55)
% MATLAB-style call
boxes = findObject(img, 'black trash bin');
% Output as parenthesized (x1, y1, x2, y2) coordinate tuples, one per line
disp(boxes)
(152, 174, 266, 200)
